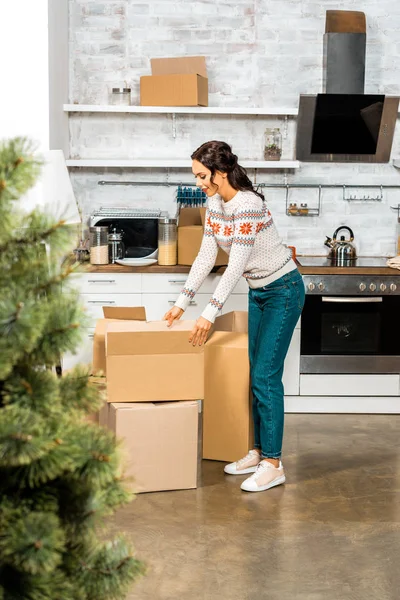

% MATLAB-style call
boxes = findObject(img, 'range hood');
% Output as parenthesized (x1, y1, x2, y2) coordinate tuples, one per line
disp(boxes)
(296, 10, 399, 163)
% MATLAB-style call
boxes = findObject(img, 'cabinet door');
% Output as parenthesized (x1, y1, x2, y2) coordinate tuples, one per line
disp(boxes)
(142, 293, 217, 321)
(222, 294, 248, 313)
(283, 328, 300, 396)
(142, 273, 219, 294)
(62, 329, 95, 372)
(69, 273, 141, 294)
(81, 293, 142, 326)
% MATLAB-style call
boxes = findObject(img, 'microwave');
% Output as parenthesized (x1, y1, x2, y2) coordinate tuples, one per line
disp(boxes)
(90, 207, 168, 259)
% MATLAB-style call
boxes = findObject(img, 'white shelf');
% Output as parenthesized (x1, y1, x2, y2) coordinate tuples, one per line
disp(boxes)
(63, 104, 298, 116)
(65, 158, 300, 169)
(394, 159, 400, 168)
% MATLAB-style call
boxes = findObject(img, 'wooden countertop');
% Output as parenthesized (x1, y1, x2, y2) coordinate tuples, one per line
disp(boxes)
(75, 260, 400, 277)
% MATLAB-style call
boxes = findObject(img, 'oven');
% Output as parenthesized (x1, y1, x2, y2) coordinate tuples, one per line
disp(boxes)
(300, 274, 400, 374)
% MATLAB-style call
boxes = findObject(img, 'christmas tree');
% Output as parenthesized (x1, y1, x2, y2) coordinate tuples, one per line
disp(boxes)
(0, 138, 144, 599)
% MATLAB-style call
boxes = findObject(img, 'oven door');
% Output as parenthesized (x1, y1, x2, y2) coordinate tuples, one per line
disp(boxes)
(300, 295, 400, 373)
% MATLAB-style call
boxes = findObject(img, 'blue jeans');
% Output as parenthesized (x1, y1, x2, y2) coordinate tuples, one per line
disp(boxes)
(248, 270, 305, 459)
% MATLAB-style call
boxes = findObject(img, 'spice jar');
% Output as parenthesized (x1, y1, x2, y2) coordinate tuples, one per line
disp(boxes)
(288, 203, 298, 216)
(264, 128, 282, 161)
(158, 218, 177, 266)
(299, 203, 309, 216)
(89, 226, 109, 265)
(110, 87, 131, 106)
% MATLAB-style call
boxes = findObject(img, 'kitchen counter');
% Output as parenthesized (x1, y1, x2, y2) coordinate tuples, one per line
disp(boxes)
(74, 260, 400, 277)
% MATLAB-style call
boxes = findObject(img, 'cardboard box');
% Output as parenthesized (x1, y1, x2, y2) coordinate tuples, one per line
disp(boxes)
(92, 306, 146, 375)
(106, 319, 204, 403)
(178, 207, 228, 267)
(203, 311, 254, 462)
(140, 56, 208, 107)
(102, 401, 199, 493)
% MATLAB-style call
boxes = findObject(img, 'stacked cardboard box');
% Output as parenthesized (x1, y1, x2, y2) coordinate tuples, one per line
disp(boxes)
(94, 307, 200, 494)
(178, 207, 228, 267)
(140, 56, 208, 107)
(93, 307, 254, 491)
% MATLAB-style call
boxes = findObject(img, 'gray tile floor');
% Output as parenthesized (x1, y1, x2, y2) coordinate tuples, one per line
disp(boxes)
(111, 414, 400, 600)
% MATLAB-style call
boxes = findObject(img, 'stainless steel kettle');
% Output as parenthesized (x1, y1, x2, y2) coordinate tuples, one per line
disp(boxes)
(324, 226, 357, 265)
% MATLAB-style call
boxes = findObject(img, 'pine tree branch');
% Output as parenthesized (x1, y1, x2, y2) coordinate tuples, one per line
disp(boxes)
(0, 220, 66, 255)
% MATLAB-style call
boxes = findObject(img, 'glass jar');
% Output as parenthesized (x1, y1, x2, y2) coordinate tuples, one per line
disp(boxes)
(89, 226, 109, 265)
(264, 128, 282, 161)
(110, 87, 131, 106)
(158, 218, 177, 266)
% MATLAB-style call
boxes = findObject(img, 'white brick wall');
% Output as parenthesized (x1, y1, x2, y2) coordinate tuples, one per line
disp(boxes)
(69, 0, 400, 256)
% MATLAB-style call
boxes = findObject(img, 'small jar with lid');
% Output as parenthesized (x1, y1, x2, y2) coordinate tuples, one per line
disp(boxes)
(110, 87, 131, 106)
(158, 218, 177, 266)
(264, 128, 282, 161)
(89, 226, 109, 265)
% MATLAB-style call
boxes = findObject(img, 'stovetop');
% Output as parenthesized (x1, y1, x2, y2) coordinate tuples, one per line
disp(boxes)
(297, 256, 390, 268)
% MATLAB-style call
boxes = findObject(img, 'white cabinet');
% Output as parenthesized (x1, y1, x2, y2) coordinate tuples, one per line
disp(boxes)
(142, 273, 219, 294)
(222, 294, 249, 313)
(69, 272, 141, 294)
(300, 374, 400, 397)
(283, 329, 300, 396)
(62, 328, 95, 372)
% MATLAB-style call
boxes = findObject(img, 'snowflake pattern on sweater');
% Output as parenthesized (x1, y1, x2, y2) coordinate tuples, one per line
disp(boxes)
(175, 191, 292, 323)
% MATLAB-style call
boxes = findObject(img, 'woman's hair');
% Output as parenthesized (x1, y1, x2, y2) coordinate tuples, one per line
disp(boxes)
(191, 140, 265, 201)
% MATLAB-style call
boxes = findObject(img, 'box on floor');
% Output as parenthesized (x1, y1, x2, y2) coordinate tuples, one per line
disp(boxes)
(100, 400, 199, 493)
(105, 319, 204, 403)
(92, 306, 146, 375)
(140, 56, 208, 107)
(178, 207, 228, 267)
(203, 311, 253, 463)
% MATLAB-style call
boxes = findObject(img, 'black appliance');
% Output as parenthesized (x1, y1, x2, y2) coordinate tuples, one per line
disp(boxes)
(298, 258, 400, 374)
(90, 207, 167, 260)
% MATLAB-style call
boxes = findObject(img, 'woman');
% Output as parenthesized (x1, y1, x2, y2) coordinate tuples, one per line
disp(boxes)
(164, 141, 305, 493)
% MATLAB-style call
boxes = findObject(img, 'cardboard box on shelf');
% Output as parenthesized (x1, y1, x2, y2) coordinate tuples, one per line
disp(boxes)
(92, 306, 146, 375)
(102, 401, 199, 493)
(140, 56, 208, 107)
(203, 311, 253, 463)
(178, 207, 228, 267)
(106, 319, 204, 403)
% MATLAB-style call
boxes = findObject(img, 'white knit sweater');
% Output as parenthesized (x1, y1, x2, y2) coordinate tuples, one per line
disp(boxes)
(175, 190, 296, 323)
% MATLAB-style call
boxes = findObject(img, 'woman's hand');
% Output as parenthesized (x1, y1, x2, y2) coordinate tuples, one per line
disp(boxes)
(163, 306, 184, 327)
(189, 316, 212, 347)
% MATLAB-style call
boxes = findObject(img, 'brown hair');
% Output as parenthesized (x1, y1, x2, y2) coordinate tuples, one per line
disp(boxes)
(191, 140, 264, 201)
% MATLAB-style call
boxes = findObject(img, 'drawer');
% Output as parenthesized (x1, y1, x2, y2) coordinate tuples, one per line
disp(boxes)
(81, 293, 142, 326)
(142, 273, 220, 294)
(142, 293, 218, 322)
(68, 273, 141, 294)
(62, 328, 95, 371)
(300, 374, 400, 397)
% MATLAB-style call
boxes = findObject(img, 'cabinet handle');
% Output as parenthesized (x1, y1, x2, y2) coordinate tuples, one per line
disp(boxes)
(88, 334, 95, 339)
(168, 300, 197, 306)
(88, 279, 116, 284)
(167, 279, 186, 284)
(87, 300, 116, 305)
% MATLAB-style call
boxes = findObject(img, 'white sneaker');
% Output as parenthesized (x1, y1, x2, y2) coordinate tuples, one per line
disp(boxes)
(241, 460, 285, 492)
(224, 450, 261, 475)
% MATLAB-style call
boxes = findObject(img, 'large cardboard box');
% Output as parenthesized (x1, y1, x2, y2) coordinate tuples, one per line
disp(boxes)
(106, 319, 204, 403)
(178, 207, 228, 267)
(101, 401, 199, 493)
(203, 311, 254, 463)
(92, 306, 147, 375)
(140, 56, 208, 107)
